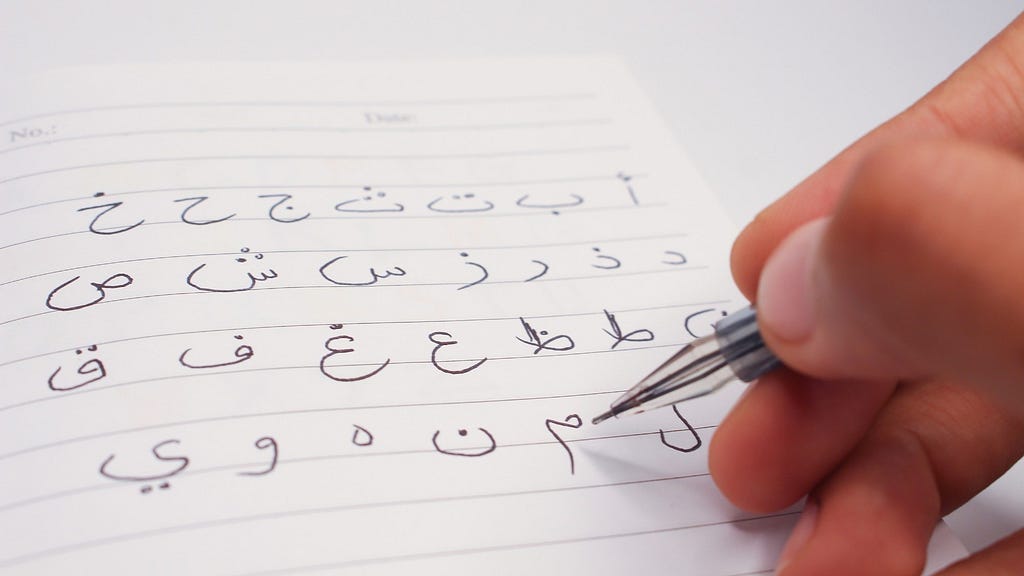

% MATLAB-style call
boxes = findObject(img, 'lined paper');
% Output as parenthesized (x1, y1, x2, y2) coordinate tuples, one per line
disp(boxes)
(0, 59, 963, 575)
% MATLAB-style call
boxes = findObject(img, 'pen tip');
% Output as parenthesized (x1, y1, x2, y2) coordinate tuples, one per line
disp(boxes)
(591, 410, 616, 425)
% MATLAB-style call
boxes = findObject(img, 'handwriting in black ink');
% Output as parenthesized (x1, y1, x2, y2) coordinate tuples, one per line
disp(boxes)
(426, 193, 494, 214)
(45, 273, 133, 311)
(432, 427, 497, 457)
(174, 196, 236, 225)
(515, 317, 575, 354)
(523, 259, 549, 282)
(179, 334, 254, 369)
(238, 436, 278, 476)
(77, 193, 144, 235)
(457, 252, 488, 290)
(335, 187, 405, 213)
(428, 331, 487, 374)
(99, 439, 189, 494)
(258, 193, 311, 223)
(186, 247, 278, 293)
(319, 255, 407, 287)
(659, 405, 702, 453)
(319, 324, 391, 382)
(662, 250, 687, 265)
(48, 344, 106, 391)
(683, 308, 727, 339)
(602, 309, 654, 350)
(617, 172, 639, 205)
(545, 414, 583, 474)
(515, 193, 584, 215)
(590, 247, 621, 270)
(352, 424, 374, 447)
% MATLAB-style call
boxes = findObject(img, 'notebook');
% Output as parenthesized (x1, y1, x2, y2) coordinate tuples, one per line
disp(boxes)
(0, 58, 965, 575)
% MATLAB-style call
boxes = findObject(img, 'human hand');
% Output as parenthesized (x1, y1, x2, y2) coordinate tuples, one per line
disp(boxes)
(709, 13, 1024, 576)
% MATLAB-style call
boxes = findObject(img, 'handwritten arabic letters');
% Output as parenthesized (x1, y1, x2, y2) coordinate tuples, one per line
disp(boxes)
(524, 259, 549, 282)
(187, 248, 279, 293)
(426, 193, 494, 214)
(57, 172, 656, 241)
(432, 427, 497, 457)
(661, 250, 687, 266)
(319, 255, 407, 287)
(77, 192, 145, 235)
(179, 334, 255, 369)
(602, 309, 654, 350)
(174, 196, 237, 225)
(659, 406, 703, 453)
(335, 187, 405, 213)
(48, 344, 107, 391)
(590, 247, 621, 270)
(545, 414, 584, 474)
(457, 252, 488, 290)
(259, 193, 312, 223)
(238, 436, 279, 477)
(616, 171, 639, 205)
(351, 425, 374, 447)
(428, 331, 488, 374)
(515, 192, 584, 215)
(683, 308, 728, 339)
(99, 439, 190, 494)
(515, 317, 575, 355)
(319, 324, 391, 382)
(45, 272, 134, 311)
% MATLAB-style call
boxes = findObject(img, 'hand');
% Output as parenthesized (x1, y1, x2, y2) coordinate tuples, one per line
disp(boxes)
(708, 13, 1024, 576)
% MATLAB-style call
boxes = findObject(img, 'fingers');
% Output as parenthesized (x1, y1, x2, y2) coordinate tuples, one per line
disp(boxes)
(708, 371, 894, 512)
(718, 138, 1024, 574)
(731, 12, 1024, 299)
(756, 139, 1024, 403)
(935, 528, 1024, 575)
(777, 378, 1024, 576)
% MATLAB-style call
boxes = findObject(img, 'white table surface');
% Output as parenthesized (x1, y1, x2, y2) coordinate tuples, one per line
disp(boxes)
(4, 0, 1022, 557)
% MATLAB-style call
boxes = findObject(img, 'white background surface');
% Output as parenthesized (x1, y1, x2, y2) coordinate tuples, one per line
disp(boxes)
(3, 0, 1023, 558)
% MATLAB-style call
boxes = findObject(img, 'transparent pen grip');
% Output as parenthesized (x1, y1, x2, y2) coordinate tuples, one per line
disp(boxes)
(714, 306, 781, 382)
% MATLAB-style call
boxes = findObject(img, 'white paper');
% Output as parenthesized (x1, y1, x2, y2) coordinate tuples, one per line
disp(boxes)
(0, 58, 963, 575)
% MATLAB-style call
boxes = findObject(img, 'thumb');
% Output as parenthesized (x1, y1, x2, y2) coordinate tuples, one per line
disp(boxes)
(756, 138, 1024, 403)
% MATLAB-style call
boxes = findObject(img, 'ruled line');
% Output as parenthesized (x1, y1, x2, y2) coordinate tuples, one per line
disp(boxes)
(1, 474, 790, 569)
(231, 512, 796, 576)
(0, 202, 662, 253)
(0, 298, 728, 368)
(0, 425, 717, 513)
(0, 172, 647, 217)
(0, 145, 629, 186)
(0, 265, 707, 328)
(0, 119, 612, 156)
(0, 228, 681, 287)
(0, 339, 690, 414)
(0, 94, 598, 129)
(0, 385, 662, 462)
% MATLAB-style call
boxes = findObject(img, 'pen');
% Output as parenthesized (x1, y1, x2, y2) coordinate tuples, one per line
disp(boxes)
(592, 306, 781, 424)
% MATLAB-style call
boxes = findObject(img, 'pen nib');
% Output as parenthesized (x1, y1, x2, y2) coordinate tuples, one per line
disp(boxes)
(591, 410, 617, 425)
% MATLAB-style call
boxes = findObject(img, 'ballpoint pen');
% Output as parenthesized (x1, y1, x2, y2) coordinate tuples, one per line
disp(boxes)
(592, 306, 781, 424)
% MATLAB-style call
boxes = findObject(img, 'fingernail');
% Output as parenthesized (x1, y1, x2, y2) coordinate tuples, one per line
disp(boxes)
(776, 499, 819, 574)
(757, 218, 829, 342)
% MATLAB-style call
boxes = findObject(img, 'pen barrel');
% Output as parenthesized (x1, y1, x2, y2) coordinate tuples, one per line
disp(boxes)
(713, 306, 780, 382)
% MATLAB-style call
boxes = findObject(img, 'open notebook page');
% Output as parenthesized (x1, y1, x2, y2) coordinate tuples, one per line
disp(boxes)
(0, 58, 964, 575)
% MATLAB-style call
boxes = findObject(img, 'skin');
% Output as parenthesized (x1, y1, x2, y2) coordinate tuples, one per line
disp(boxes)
(707, 12, 1024, 576)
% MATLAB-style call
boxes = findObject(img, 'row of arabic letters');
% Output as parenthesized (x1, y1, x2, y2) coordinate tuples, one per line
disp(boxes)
(74, 173, 643, 235)
(98, 407, 701, 495)
(44, 308, 727, 393)
(41, 245, 688, 310)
